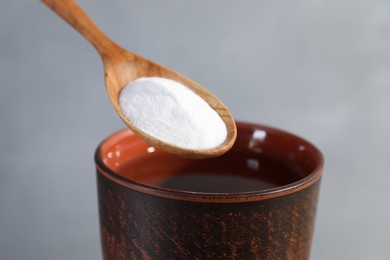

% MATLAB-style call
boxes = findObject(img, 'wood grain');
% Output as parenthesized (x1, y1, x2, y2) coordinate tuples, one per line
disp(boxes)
(42, 0, 237, 159)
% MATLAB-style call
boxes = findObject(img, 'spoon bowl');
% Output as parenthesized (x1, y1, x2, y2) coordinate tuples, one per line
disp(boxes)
(42, 0, 236, 159)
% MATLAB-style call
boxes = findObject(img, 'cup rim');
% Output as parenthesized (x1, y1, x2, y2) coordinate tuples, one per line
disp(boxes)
(95, 121, 324, 203)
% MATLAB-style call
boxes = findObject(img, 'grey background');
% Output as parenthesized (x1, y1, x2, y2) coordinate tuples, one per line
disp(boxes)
(1, 0, 389, 259)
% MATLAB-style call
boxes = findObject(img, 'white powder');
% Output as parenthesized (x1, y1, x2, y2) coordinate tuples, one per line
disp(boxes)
(119, 77, 227, 150)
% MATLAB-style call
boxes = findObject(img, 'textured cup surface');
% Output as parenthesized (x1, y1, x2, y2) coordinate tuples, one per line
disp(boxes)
(95, 122, 324, 259)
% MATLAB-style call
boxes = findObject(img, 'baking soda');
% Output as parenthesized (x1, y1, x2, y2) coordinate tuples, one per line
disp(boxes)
(119, 77, 227, 150)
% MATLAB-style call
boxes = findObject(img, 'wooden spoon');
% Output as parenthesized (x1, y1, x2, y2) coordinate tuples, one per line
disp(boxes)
(42, 0, 237, 159)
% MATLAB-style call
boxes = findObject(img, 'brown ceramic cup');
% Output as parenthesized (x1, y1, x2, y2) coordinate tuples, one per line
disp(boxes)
(95, 121, 324, 260)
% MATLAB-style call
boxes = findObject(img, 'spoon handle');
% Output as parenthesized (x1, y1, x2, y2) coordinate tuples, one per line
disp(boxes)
(41, 0, 120, 57)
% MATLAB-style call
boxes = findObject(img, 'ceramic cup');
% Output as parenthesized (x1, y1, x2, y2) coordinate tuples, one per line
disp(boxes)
(95, 121, 324, 259)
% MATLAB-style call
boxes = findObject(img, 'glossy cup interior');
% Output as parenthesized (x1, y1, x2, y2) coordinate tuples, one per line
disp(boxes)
(95, 121, 323, 202)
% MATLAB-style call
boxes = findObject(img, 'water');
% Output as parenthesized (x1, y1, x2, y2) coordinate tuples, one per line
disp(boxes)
(116, 151, 304, 193)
